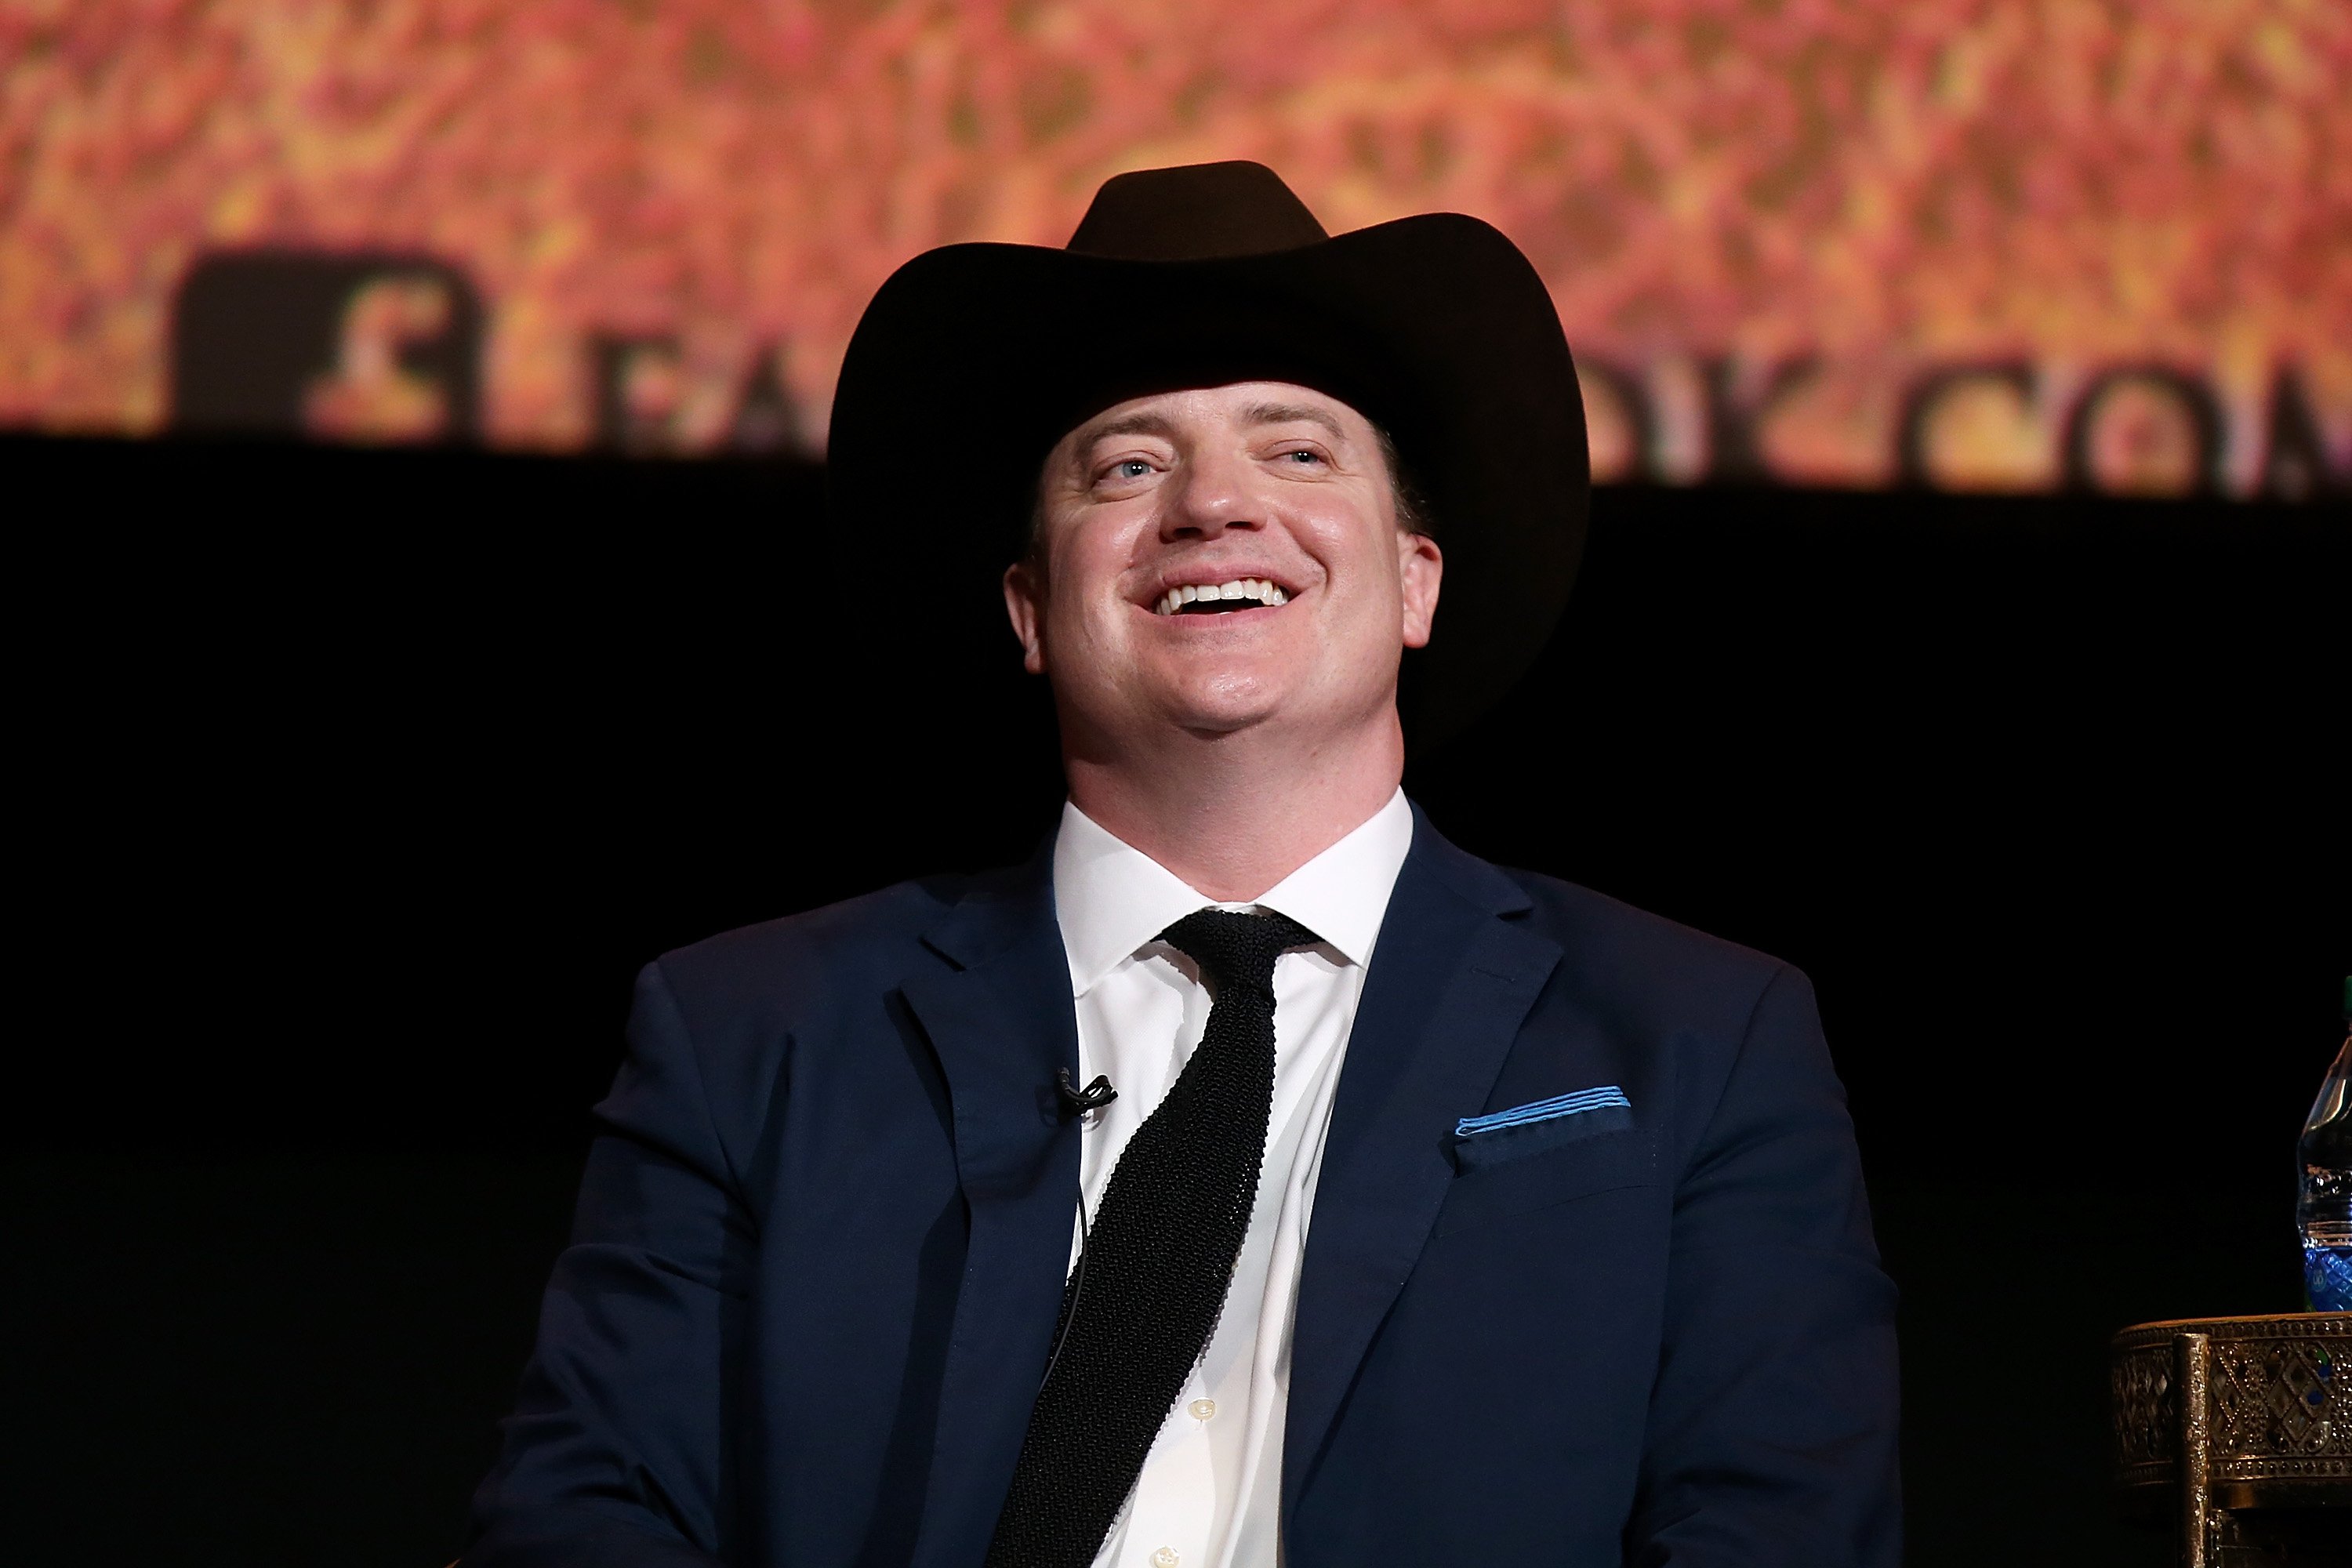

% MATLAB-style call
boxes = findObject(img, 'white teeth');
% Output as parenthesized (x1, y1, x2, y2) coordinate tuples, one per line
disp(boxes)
(1152, 578, 1290, 614)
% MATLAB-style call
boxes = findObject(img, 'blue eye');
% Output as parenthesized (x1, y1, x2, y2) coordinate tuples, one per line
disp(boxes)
(1115, 459, 1152, 480)
(1285, 448, 1322, 464)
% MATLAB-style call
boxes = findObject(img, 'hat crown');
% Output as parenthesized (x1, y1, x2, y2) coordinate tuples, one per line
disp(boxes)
(1066, 161, 1330, 261)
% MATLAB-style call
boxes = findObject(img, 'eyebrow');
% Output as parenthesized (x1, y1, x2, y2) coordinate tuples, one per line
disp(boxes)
(1073, 401, 1349, 452)
(1076, 411, 1180, 445)
(1238, 401, 1345, 438)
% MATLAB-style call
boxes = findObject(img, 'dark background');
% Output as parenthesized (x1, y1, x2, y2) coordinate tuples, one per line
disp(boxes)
(8, 431, 2346, 1566)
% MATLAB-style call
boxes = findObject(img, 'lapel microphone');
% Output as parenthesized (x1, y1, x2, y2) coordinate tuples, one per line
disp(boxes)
(1056, 1068, 1118, 1115)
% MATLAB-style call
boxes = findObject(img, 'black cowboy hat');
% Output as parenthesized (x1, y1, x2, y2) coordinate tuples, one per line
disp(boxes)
(826, 161, 1587, 749)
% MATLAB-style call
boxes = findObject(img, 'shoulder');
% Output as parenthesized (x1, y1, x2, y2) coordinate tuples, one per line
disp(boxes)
(644, 870, 980, 1037)
(614, 869, 1019, 1162)
(1446, 849, 1807, 1046)
(1446, 860, 1850, 1191)
(1406, 804, 1788, 1003)
(1497, 866, 1788, 991)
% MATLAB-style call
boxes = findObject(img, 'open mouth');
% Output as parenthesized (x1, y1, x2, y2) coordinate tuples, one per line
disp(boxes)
(1152, 577, 1291, 616)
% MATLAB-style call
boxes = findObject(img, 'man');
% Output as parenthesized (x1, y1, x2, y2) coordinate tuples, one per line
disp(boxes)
(468, 162, 1899, 1568)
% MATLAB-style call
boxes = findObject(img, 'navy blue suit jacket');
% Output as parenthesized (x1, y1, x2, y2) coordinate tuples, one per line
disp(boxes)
(468, 808, 1899, 1566)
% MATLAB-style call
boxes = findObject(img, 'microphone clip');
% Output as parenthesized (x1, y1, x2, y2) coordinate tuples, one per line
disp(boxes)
(1056, 1069, 1119, 1116)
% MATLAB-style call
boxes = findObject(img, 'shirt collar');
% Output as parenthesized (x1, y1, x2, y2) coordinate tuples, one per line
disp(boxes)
(1051, 788, 1415, 996)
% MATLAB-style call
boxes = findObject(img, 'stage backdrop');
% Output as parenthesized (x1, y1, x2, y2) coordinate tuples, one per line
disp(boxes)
(3, 0, 2347, 498)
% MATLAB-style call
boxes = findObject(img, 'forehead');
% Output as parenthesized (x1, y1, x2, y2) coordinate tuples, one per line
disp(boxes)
(1056, 380, 1371, 452)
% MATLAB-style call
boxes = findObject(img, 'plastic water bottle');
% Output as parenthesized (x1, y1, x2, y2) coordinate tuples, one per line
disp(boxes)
(2299, 978, 2352, 1312)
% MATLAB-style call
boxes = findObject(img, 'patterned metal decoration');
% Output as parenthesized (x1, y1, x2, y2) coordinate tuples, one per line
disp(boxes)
(2111, 1314, 2352, 1567)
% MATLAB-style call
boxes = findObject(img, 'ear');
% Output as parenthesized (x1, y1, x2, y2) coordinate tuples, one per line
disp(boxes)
(1397, 530, 1443, 649)
(1003, 558, 1048, 675)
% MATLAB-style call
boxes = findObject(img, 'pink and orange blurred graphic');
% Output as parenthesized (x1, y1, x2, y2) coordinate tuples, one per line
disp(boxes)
(2, 0, 2346, 495)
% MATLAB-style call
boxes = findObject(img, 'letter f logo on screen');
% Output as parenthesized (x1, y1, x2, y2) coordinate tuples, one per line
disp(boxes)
(169, 251, 481, 444)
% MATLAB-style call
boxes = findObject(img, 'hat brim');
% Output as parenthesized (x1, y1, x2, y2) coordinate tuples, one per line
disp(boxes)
(826, 212, 1588, 750)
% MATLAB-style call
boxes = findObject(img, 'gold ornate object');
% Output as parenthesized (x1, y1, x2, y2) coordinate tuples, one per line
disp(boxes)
(2113, 1314, 2352, 1567)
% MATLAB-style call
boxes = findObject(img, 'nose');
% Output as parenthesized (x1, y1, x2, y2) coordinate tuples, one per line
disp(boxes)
(1159, 445, 1262, 542)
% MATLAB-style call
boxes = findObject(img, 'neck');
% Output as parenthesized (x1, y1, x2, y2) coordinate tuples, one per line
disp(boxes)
(1062, 712, 1406, 902)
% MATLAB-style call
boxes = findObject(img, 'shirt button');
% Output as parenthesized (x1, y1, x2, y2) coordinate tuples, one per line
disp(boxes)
(1152, 1550, 1180, 1568)
(1187, 1399, 1217, 1421)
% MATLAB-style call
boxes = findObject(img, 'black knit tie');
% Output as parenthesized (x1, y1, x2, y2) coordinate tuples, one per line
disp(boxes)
(985, 907, 1319, 1568)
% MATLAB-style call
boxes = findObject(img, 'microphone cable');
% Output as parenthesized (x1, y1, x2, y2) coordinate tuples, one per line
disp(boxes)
(1039, 1066, 1113, 1392)
(1039, 1182, 1091, 1393)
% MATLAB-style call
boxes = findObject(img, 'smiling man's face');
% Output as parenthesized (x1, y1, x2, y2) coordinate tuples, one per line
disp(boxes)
(1004, 380, 1443, 756)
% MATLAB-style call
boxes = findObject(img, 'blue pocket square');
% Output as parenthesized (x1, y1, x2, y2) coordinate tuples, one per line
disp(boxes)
(1455, 1086, 1632, 1138)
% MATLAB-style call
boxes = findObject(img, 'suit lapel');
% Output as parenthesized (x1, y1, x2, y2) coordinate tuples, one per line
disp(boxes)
(1283, 810, 1563, 1524)
(898, 851, 1083, 1568)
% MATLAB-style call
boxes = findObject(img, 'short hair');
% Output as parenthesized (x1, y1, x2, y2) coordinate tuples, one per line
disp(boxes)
(1024, 414, 1432, 563)
(1371, 419, 1434, 539)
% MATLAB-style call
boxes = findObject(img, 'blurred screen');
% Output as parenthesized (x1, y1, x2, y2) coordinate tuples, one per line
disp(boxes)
(4, 1, 2346, 497)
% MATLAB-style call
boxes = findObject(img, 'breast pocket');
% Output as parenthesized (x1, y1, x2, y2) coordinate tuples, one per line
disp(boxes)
(1432, 1122, 1662, 1237)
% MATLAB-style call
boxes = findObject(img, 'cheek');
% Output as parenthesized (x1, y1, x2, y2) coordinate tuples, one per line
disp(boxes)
(1323, 539, 1406, 627)
(1042, 528, 1138, 645)
(1295, 492, 1403, 586)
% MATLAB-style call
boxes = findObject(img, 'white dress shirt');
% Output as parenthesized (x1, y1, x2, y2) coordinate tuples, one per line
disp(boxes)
(1051, 789, 1415, 1568)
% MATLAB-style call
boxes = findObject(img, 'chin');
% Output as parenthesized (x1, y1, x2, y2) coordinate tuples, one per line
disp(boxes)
(1154, 677, 1289, 737)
